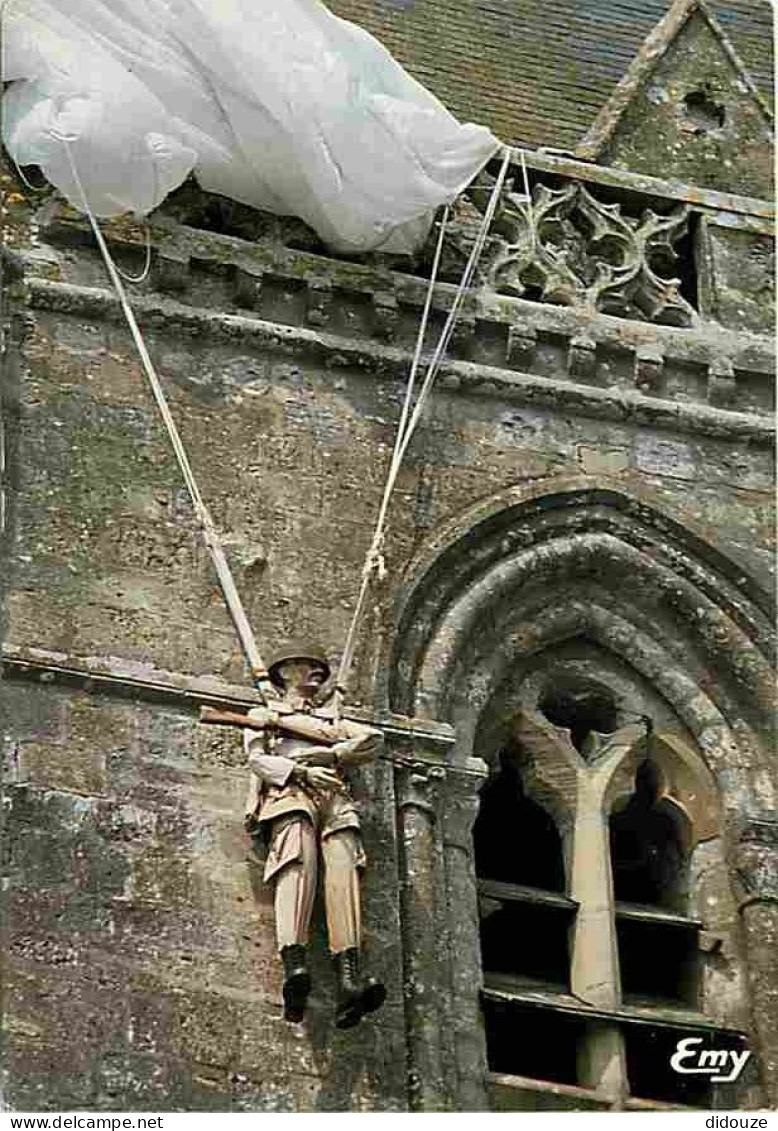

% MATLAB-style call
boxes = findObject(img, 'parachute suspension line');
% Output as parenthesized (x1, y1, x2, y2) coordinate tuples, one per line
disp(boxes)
(53, 132, 275, 700)
(387, 201, 452, 543)
(518, 147, 536, 254)
(113, 223, 153, 285)
(331, 200, 450, 709)
(334, 144, 513, 710)
(53, 128, 512, 708)
(384, 146, 511, 500)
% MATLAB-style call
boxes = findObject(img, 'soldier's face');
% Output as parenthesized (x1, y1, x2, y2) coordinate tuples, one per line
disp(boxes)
(279, 659, 327, 697)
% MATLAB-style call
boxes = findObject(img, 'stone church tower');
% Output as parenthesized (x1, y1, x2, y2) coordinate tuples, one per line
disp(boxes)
(1, 0, 775, 1112)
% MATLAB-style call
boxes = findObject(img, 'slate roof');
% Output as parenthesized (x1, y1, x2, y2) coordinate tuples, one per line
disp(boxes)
(325, 0, 773, 150)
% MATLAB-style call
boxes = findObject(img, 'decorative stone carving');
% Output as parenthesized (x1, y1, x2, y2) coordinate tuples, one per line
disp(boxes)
(373, 291, 399, 340)
(154, 252, 190, 294)
(487, 182, 583, 305)
(513, 708, 580, 838)
(505, 324, 537, 369)
(634, 344, 664, 391)
(306, 281, 334, 328)
(708, 358, 738, 406)
(452, 178, 696, 327)
(395, 759, 446, 817)
(451, 314, 476, 358)
(568, 335, 598, 381)
(441, 766, 485, 851)
(577, 188, 694, 326)
(232, 267, 263, 309)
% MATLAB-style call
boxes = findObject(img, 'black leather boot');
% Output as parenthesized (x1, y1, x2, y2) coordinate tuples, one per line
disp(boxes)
(334, 947, 386, 1030)
(281, 944, 311, 1023)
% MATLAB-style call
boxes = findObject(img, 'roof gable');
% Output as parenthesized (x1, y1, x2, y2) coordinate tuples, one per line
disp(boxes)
(324, 1, 773, 160)
(575, 0, 773, 198)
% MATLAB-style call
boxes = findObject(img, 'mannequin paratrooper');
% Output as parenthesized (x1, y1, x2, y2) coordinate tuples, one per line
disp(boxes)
(242, 644, 386, 1028)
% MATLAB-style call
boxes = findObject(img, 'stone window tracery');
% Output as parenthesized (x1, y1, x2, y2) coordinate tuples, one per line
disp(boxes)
(438, 173, 700, 327)
(389, 484, 773, 1111)
(475, 667, 740, 1108)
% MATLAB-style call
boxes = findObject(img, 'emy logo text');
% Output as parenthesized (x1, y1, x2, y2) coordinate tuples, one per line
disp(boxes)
(670, 1037, 752, 1084)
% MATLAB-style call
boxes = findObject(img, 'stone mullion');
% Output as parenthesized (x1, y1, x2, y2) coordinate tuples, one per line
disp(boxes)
(395, 760, 447, 1111)
(514, 711, 640, 1104)
(569, 770, 628, 1103)
(441, 765, 489, 1112)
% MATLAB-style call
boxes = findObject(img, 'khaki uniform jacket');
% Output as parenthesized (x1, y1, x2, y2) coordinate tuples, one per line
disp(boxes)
(244, 706, 380, 840)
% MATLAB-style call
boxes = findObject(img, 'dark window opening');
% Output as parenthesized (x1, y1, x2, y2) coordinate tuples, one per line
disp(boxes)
(610, 760, 690, 912)
(668, 215, 699, 314)
(617, 914, 700, 1007)
(521, 282, 545, 303)
(482, 999, 582, 1085)
(624, 1024, 745, 1106)
(474, 749, 566, 891)
(480, 893, 573, 989)
(475, 748, 572, 1066)
(539, 684, 619, 754)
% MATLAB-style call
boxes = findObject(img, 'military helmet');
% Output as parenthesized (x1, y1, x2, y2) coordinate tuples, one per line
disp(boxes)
(267, 642, 331, 688)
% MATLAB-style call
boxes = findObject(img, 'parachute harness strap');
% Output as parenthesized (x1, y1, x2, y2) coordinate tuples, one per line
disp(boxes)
(55, 128, 513, 712)
(53, 131, 274, 701)
(334, 144, 513, 713)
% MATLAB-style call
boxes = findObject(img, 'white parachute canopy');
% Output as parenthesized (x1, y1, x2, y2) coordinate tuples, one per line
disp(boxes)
(1, 0, 500, 252)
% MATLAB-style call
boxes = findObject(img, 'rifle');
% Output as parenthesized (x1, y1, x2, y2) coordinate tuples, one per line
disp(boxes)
(199, 706, 353, 746)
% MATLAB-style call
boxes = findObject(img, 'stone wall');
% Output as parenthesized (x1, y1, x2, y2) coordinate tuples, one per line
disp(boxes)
(1, 147, 775, 1110)
(2, 678, 405, 1111)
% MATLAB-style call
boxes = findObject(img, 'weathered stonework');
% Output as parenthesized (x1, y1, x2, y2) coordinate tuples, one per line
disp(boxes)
(0, 6, 775, 1111)
(577, 1, 774, 200)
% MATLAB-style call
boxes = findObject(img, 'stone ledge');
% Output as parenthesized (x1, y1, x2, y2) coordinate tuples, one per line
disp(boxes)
(31, 211, 776, 353)
(0, 644, 457, 753)
(486, 1072, 612, 1111)
(25, 278, 775, 445)
(523, 150, 774, 225)
(486, 1070, 703, 1112)
(482, 978, 747, 1035)
(26, 206, 776, 382)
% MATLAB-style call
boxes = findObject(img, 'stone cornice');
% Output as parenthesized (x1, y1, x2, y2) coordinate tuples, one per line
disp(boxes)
(25, 277, 773, 445)
(527, 150, 773, 227)
(0, 644, 456, 756)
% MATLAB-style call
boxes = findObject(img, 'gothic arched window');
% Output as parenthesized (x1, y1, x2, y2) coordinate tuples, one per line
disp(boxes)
(477, 690, 741, 1109)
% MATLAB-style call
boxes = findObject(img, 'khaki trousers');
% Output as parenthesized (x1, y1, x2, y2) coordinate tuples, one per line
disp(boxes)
(269, 814, 365, 954)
